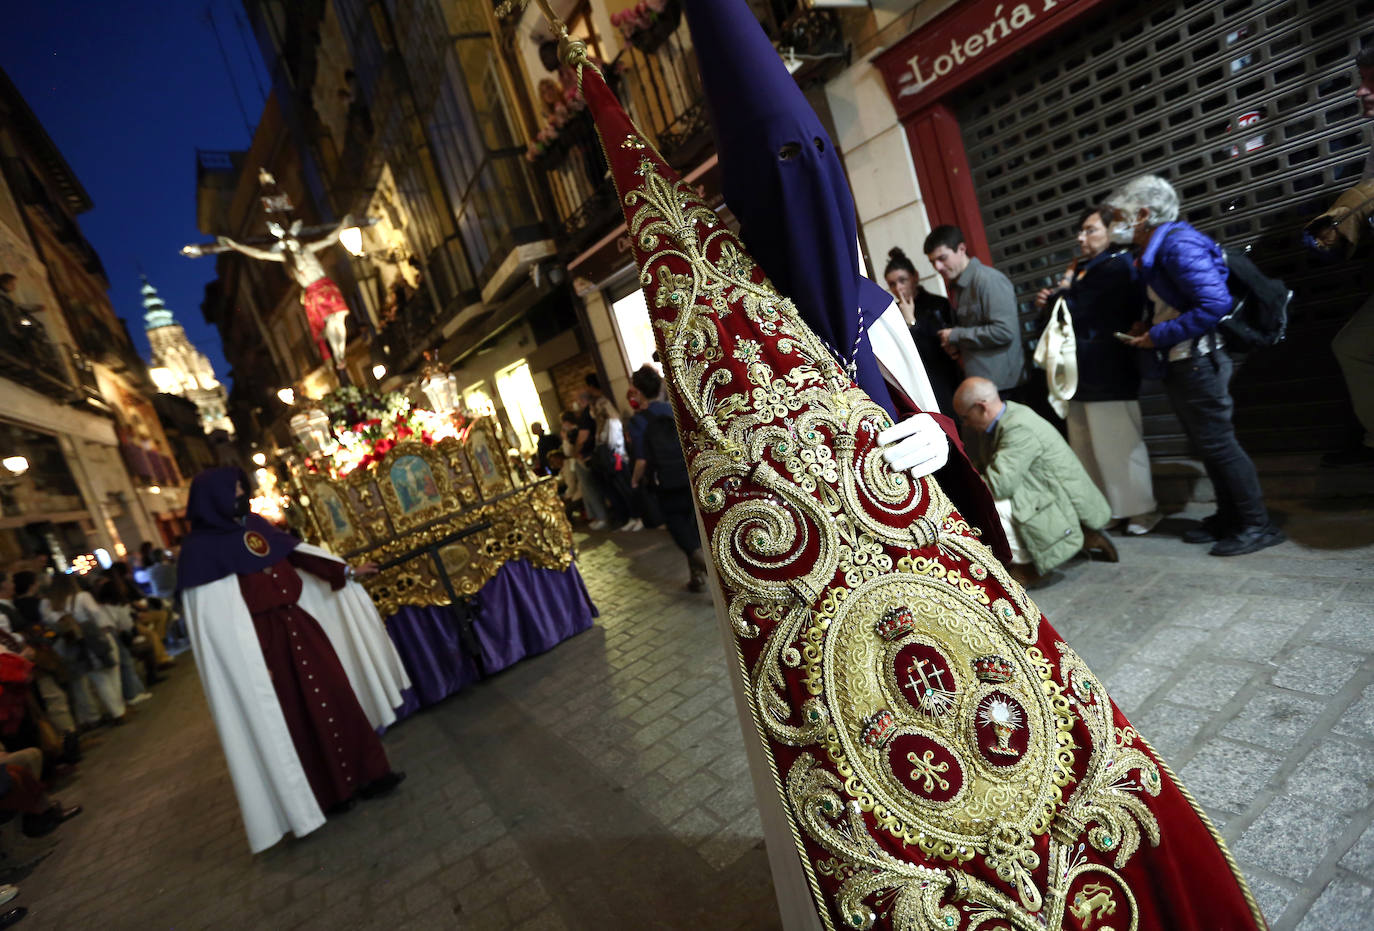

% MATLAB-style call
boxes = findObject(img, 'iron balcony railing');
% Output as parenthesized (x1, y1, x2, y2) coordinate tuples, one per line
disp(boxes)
(529, 16, 711, 257)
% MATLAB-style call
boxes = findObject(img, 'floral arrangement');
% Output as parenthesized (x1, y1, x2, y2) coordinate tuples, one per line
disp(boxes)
(300, 387, 467, 478)
(611, 0, 670, 39)
(525, 83, 589, 162)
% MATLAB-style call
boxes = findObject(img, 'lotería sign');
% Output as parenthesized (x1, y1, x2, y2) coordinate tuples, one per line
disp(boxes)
(875, 0, 1109, 117)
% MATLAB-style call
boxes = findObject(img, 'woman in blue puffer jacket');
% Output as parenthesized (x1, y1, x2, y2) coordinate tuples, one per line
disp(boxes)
(1107, 174, 1284, 557)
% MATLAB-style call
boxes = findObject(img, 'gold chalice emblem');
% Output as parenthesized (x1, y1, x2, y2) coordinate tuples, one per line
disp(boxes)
(978, 697, 1024, 756)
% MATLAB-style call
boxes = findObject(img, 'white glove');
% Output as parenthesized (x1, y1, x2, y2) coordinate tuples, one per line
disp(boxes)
(877, 413, 950, 479)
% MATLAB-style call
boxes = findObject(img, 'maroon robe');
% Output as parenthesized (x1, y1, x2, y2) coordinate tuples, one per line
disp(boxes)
(238, 551, 391, 810)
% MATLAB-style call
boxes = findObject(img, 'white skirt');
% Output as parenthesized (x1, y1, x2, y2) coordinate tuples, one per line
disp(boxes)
(1066, 400, 1157, 519)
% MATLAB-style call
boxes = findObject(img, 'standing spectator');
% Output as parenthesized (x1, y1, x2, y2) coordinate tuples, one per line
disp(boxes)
(1313, 45, 1374, 467)
(629, 366, 706, 591)
(623, 386, 664, 529)
(1110, 174, 1283, 556)
(590, 396, 640, 530)
(923, 225, 1026, 401)
(573, 388, 610, 530)
(1037, 206, 1160, 534)
(956, 378, 1118, 587)
(42, 574, 126, 728)
(884, 247, 962, 416)
(146, 549, 184, 648)
(146, 549, 177, 600)
(531, 422, 561, 475)
(94, 579, 161, 693)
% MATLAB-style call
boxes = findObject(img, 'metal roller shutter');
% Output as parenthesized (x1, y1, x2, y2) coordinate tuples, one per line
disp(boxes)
(955, 0, 1374, 456)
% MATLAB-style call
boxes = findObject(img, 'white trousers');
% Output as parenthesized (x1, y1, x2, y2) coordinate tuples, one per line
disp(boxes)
(994, 498, 1031, 566)
(1065, 400, 1157, 519)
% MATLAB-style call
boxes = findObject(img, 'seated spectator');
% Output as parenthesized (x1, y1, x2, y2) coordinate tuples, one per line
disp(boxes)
(0, 744, 81, 838)
(1108, 174, 1283, 556)
(42, 574, 127, 728)
(956, 377, 1118, 587)
(4, 574, 76, 761)
(1036, 205, 1160, 535)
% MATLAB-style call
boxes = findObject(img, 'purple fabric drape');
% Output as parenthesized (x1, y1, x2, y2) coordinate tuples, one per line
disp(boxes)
(472, 560, 597, 673)
(383, 605, 480, 706)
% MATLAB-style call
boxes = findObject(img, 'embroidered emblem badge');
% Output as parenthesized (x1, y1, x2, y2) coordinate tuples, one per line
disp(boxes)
(244, 531, 270, 557)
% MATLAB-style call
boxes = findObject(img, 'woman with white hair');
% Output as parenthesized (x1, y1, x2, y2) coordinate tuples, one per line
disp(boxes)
(1108, 174, 1282, 557)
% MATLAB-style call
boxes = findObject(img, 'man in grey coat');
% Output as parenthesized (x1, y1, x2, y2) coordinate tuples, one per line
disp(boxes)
(924, 225, 1026, 400)
(957, 378, 1117, 587)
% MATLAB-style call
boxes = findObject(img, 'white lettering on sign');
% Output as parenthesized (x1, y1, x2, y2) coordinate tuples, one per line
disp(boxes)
(900, 0, 1070, 97)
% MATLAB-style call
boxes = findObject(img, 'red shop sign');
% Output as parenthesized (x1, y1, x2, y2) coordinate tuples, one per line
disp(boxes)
(875, 0, 1111, 118)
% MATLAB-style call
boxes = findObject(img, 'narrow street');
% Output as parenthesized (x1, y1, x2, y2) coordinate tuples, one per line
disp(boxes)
(13, 500, 1374, 930)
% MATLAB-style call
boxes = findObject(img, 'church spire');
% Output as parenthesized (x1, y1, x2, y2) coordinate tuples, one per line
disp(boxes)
(141, 274, 175, 331)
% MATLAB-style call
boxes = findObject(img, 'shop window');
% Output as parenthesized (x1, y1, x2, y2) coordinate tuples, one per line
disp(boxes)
(494, 361, 548, 453)
(464, 382, 496, 417)
(610, 289, 658, 377)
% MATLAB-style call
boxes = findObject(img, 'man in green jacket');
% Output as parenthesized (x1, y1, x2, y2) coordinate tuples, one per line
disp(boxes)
(956, 377, 1118, 585)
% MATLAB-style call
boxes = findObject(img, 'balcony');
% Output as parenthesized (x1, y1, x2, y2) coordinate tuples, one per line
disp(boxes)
(0, 311, 76, 402)
(529, 21, 710, 258)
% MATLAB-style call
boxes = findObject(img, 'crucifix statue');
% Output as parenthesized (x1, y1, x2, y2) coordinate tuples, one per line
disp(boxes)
(181, 171, 367, 371)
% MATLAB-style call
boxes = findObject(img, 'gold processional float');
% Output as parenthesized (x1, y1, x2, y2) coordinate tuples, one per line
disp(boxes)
(258, 356, 592, 702)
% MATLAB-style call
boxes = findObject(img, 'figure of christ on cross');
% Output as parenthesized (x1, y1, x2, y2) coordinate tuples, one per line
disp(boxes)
(184, 216, 355, 369)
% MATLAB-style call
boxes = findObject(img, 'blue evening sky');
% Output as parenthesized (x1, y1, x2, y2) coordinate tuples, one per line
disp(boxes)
(1, 0, 273, 390)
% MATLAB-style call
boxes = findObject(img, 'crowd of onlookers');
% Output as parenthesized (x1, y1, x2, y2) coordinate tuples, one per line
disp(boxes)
(530, 370, 705, 592)
(525, 48, 1374, 593)
(0, 543, 183, 926)
(876, 168, 1290, 587)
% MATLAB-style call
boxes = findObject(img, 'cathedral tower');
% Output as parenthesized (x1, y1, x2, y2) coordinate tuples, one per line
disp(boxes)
(142, 276, 234, 435)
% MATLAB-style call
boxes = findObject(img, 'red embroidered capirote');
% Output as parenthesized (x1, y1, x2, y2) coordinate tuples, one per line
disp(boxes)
(238, 550, 391, 810)
(573, 52, 1266, 931)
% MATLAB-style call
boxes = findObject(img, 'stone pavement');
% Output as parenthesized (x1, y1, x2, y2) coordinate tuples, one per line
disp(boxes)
(11, 498, 1374, 930)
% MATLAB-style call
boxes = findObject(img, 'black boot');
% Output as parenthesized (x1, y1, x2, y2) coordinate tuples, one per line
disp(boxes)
(686, 550, 708, 593)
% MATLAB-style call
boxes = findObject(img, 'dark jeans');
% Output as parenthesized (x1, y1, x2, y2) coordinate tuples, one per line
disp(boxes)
(658, 487, 700, 555)
(1162, 349, 1269, 530)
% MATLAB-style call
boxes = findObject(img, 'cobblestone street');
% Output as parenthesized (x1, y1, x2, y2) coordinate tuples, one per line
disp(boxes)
(12, 499, 1374, 930)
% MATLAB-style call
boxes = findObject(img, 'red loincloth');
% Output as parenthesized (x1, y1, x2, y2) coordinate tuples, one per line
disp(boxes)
(304, 277, 348, 361)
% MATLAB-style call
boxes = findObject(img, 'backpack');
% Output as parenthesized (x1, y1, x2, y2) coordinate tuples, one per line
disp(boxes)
(1218, 246, 1291, 352)
(643, 409, 689, 490)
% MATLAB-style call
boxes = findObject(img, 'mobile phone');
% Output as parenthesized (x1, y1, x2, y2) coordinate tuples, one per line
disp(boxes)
(1113, 332, 1134, 343)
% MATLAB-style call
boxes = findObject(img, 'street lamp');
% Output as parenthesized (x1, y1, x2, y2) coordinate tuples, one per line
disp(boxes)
(339, 225, 365, 257)
(288, 404, 334, 457)
(1, 457, 28, 476)
(418, 352, 460, 416)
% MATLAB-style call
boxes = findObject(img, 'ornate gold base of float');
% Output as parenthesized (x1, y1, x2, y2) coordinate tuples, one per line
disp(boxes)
(290, 423, 575, 619)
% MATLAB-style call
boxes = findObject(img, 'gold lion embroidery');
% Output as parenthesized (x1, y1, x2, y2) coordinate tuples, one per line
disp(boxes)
(1070, 882, 1118, 925)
